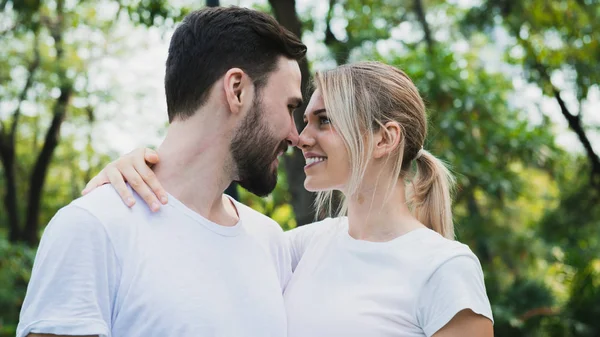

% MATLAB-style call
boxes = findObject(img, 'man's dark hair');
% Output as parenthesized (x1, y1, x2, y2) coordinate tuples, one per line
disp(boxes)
(165, 6, 307, 122)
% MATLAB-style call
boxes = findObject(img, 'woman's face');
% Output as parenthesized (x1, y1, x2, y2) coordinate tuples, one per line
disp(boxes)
(298, 90, 351, 192)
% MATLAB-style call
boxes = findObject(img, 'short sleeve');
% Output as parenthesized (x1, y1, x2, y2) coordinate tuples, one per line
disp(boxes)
(416, 254, 493, 337)
(17, 204, 120, 337)
(286, 218, 334, 272)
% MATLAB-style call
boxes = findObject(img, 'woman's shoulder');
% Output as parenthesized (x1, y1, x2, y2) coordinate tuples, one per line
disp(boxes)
(408, 228, 482, 272)
(415, 228, 475, 253)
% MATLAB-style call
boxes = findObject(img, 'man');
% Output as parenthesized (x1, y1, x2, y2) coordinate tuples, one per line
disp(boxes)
(17, 6, 306, 337)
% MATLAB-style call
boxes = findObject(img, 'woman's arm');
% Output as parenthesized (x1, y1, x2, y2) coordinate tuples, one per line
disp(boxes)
(417, 253, 494, 337)
(432, 309, 493, 337)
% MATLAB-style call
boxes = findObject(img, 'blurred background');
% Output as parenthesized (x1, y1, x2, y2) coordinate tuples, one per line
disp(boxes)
(1, 0, 599, 335)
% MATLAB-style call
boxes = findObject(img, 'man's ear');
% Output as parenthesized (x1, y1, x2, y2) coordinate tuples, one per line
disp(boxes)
(373, 121, 402, 159)
(223, 68, 253, 115)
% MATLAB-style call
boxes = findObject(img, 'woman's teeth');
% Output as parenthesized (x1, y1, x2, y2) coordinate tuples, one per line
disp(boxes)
(306, 157, 326, 165)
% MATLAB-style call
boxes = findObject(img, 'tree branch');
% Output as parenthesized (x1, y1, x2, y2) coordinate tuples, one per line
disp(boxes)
(0, 23, 17, 38)
(324, 0, 340, 47)
(535, 66, 600, 185)
(323, 0, 352, 65)
(553, 88, 600, 183)
(519, 306, 560, 321)
(413, 0, 434, 53)
(24, 83, 73, 244)
(10, 33, 40, 142)
(514, 31, 600, 186)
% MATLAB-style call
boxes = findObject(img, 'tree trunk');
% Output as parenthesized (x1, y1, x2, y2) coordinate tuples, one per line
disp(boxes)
(0, 138, 20, 241)
(324, 0, 351, 65)
(23, 83, 72, 245)
(22, 0, 71, 245)
(268, 0, 316, 226)
(206, 0, 219, 7)
(0, 33, 39, 243)
(413, 0, 434, 54)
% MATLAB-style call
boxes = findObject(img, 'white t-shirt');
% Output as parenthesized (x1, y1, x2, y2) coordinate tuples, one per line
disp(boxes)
(17, 185, 291, 337)
(284, 217, 493, 337)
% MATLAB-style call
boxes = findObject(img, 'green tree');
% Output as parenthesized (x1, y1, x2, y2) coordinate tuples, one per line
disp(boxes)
(0, 0, 111, 244)
(463, 0, 600, 187)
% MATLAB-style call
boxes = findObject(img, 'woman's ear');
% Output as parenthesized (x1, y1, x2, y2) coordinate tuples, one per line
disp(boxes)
(373, 121, 402, 159)
(223, 68, 252, 115)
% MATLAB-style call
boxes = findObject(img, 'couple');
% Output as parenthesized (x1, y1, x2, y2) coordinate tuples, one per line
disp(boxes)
(18, 6, 493, 337)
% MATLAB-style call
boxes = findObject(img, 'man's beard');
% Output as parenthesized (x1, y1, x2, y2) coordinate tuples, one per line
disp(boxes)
(230, 97, 288, 197)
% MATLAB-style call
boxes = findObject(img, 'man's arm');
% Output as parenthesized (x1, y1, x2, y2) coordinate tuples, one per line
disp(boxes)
(27, 333, 98, 337)
(17, 205, 118, 337)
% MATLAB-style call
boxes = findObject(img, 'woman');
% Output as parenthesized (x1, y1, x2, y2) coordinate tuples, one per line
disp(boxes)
(84, 61, 493, 336)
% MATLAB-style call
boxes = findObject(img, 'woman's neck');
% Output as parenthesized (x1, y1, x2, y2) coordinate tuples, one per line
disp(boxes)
(345, 177, 425, 242)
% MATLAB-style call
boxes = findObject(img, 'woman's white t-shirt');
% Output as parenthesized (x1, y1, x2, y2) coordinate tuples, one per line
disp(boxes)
(284, 217, 493, 337)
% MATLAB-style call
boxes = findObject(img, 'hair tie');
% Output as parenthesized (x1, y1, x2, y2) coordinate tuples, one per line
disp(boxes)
(415, 147, 424, 160)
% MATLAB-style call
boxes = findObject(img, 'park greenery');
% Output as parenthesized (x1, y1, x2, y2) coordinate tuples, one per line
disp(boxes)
(1, 0, 599, 335)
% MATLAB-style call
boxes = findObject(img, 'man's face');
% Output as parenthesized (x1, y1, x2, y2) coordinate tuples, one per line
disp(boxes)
(230, 57, 303, 196)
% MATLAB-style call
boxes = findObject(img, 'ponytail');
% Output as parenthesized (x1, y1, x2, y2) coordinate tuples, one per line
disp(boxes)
(408, 149, 456, 239)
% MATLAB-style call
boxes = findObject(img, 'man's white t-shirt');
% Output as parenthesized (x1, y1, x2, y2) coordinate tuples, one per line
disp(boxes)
(17, 185, 291, 337)
(284, 217, 493, 337)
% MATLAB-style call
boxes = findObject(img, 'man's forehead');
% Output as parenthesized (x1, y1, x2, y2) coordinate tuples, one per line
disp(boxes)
(270, 59, 301, 83)
(266, 60, 302, 97)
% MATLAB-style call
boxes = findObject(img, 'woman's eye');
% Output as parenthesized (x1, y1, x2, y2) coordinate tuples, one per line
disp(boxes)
(319, 116, 331, 125)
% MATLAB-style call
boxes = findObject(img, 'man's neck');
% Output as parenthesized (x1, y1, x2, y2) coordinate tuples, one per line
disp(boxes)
(152, 117, 239, 226)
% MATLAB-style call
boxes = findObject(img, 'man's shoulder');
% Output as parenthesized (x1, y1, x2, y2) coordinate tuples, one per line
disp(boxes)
(44, 202, 107, 239)
(232, 199, 284, 234)
(66, 184, 153, 246)
(72, 184, 128, 209)
(71, 184, 149, 222)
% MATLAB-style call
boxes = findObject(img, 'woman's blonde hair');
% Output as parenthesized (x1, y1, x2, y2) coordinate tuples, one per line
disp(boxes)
(314, 61, 455, 239)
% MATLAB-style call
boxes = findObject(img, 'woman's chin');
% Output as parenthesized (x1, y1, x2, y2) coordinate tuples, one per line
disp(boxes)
(303, 181, 318, 192)
(304, 179, 334, 192)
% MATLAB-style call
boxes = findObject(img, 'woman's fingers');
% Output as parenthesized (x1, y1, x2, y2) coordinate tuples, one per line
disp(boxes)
(134, 157, 168, 206)
(81, 169, 109, 195)
(105, 162, 137, 207)
(80, 147, 165, 212)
